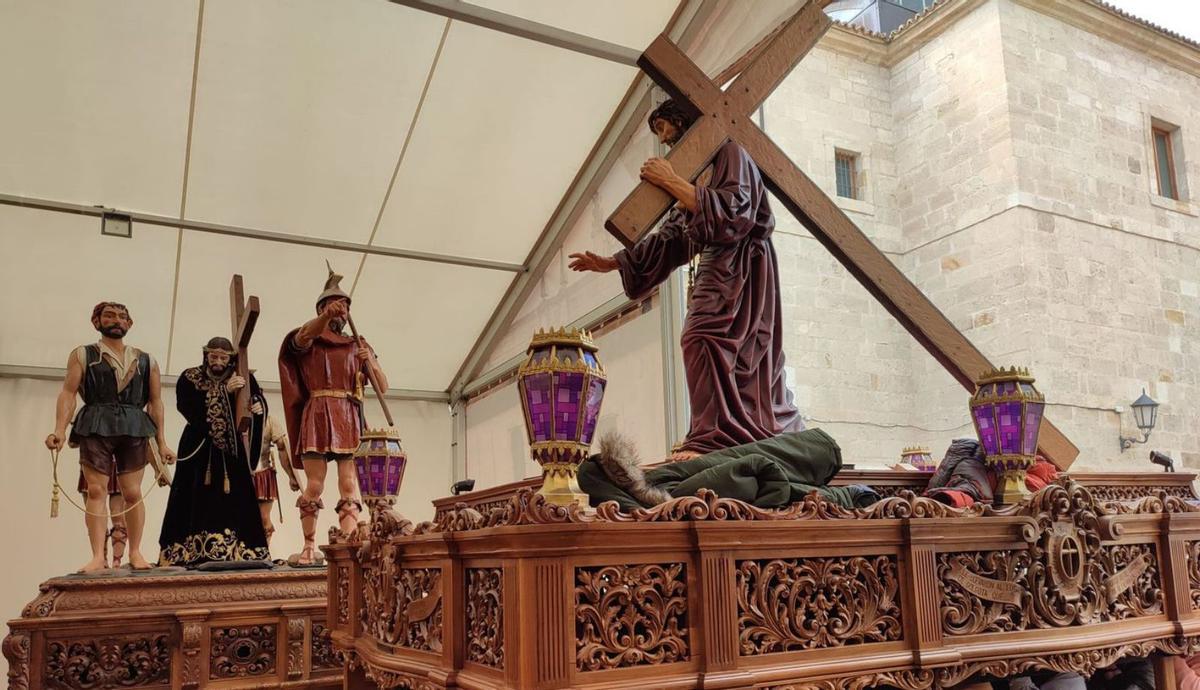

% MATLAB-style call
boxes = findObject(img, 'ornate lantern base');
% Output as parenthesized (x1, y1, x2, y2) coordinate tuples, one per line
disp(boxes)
(532, 444, 591, 507)
(988, 455, 1034, 505)
(540, 462, 590, 507)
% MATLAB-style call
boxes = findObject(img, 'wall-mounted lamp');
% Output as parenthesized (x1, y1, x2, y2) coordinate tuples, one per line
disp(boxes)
(1119, 389, 1159, 452)
(100, 209, 132, 238)
(451, 479, 476, 496)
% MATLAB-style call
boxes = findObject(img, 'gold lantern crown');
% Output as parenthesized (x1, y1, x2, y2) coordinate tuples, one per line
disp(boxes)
(901, 446, 930, 455)
(975, 366, 1036, 385)
(528, 326, 597, 351)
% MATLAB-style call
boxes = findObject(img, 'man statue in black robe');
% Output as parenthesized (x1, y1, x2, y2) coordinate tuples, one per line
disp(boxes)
(570, 99, 803, 460)
(159, 337, 269, 567)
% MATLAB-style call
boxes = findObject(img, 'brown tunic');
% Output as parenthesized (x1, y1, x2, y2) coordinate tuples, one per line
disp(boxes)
(615, 141, 803, 454)
(277, 329, 372, 467)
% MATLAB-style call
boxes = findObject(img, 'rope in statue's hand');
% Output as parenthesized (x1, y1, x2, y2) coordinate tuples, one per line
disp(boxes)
(46, 441, 197, 519)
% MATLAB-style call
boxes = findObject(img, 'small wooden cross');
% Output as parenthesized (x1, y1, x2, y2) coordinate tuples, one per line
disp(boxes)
(229, 274, 260, 451)
(605, 0, 1080, 468)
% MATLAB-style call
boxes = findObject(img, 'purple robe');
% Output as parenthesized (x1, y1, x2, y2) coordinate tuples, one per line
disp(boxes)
(615, 141, 803, 454)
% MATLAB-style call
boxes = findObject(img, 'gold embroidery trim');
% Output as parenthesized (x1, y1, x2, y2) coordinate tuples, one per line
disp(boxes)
(159, 529, 269, 565)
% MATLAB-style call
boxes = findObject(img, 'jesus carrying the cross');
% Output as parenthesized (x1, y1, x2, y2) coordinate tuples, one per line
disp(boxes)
(570, 99, 803, 460)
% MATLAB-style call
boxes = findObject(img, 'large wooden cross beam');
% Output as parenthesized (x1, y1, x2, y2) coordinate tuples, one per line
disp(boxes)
(605, 0, 1080, 468)
(229, 274, 260, 457)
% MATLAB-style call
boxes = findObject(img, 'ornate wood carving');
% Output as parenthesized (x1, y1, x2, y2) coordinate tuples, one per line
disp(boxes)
(776, 637, 1200, 690)
(1088, 484, 1193, 502)
(286, 618, 306, 678)
(736, 555, 902, 655)
(44, 574, 326, 613)
(362, 559, 444, 653)
(465, 567, 504, 668)
(360, 662, 438, 690)
(310, 622, 341, 670)
(45, 633, 171, 689)
(939, 481, 1164, 635)
(575, 563, 689, 670)
(336, 566, 351, 625)
(179, 622, 203, 688)
(1188, 541, 1200, 610)
(22, 588, 61, 618)
(3, 632, 30, 690)
(209, 624, 276, 679)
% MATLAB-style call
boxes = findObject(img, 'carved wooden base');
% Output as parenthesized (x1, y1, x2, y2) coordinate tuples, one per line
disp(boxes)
(4, 567, 342, 689)
(335, 476, 1200, 689)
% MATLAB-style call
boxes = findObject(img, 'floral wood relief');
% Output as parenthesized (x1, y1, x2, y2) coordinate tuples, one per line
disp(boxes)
(362, 557, 444, 653)
(1187, 541, 1200, 610)
(209, 624, 276, 679)
(575, 563, 689, 670)
(336, 566, 351, 625)
(45, 633, 171, 689)
(736, 555, 902, 655)
(311, 622, 342, 670)
(465, 568, 504, 668)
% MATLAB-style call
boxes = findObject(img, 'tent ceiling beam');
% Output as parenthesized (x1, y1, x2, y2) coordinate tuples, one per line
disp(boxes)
(0, 365, 450, 403)
(0, 193, 524, 273)
(387, 0, 641, 65)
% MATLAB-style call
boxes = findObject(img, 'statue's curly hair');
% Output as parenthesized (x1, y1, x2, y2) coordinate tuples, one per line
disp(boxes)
(647, 99, 697, 136)
(91, 301, 131, 325)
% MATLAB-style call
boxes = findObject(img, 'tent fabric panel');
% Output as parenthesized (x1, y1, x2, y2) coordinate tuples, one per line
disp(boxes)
(184, 0, 448, 243)
(0, 1, 199, 216)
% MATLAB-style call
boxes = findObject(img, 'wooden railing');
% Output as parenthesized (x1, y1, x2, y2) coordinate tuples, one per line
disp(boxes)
(331, 475, 1200, 690)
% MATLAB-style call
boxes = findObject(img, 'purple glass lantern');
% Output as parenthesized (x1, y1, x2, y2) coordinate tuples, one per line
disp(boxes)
(517, 327, 607, 506)
(969, 367, 1045, 504)
(900, 446, 935, 472)
(353, 427, 407, 510)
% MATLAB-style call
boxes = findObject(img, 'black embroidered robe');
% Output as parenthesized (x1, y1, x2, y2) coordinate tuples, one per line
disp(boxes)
(158, 367, 269, 567)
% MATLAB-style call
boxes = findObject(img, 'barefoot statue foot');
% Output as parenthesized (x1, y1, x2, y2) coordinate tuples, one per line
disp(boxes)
(77, 556, 108, 574)
(127, 551, 153, 570)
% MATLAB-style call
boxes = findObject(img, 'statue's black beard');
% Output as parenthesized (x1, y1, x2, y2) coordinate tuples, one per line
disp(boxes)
(207, 364, 230, 378)
(329, 318, 346, 333)
(99, 325, 126, 338)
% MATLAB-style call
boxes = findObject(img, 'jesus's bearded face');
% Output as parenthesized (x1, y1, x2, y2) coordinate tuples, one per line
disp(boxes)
(652, 118, 682, 147)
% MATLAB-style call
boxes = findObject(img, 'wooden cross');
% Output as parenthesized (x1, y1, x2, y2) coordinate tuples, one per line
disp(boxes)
(229, 274, 260, 452)
(605, 0, 1080, 468)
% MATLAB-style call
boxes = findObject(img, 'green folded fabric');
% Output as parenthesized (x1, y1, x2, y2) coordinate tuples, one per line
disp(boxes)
(579, 429, 873, 511)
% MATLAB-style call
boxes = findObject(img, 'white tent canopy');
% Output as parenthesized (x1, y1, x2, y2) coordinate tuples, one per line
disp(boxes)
(0, 0, 801, 395)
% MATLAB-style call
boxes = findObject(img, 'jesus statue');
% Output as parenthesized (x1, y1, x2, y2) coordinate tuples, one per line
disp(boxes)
(569, 99, 803, 460)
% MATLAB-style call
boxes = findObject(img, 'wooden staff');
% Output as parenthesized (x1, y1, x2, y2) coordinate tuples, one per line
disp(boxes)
(346, 313, 394, 427)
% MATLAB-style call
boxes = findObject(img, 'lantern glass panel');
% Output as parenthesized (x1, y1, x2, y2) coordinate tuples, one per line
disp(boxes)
(580, 378, 606, 445)
(1021, 402, 1044, 455)
(385, 444, 406, 496)
(997, 400, 1023, 454)
(523, 372, 553, 442)
(530, 349, 551, 366)
(972, 404, 999, 456)
(1134, 402, 1156, 430)
(553, 371, 585, 441)
(582, 351, 598, 368)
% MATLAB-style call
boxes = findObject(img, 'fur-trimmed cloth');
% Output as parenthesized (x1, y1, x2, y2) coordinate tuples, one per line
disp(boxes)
(595, 432, 672, 506)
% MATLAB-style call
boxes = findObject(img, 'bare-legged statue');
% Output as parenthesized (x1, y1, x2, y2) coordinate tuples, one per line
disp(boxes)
(45, 302, 175, 572)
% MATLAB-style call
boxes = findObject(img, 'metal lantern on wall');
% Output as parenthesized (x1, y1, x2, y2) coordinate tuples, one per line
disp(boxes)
(900, 446, 935, 471)
(354, 426, 407, 510)
(517, 327, 607, 507)
(969, 366, 1045, 505)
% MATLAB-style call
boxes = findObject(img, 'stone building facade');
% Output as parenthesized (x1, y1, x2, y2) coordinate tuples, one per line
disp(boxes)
(765, 0, 1199, 471)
